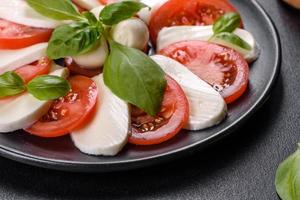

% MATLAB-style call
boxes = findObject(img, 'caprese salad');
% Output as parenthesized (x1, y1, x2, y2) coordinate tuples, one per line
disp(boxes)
(0, 0, 260, 156)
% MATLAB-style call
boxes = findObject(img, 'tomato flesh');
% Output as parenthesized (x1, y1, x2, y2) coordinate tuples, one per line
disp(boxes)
(98, 0, 108, 4)
(25, 76, 98, 138)
(159, 41, 249, 104)
(0, 19, 52, 49)
(65, 57, 102, 78)
(149, 0, 240, 42)
(15, 57, 51, 83)
(129, 76, 189, 145)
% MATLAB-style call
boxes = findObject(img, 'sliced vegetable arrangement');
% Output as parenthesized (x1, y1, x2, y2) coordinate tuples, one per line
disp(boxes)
(0, 0, 260, 156)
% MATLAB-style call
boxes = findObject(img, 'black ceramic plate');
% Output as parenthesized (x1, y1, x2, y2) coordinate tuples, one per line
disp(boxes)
(0, 0, 281, 172)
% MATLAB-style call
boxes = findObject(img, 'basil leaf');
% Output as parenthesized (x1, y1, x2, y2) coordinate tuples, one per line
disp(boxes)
(210, 32, 252, 51)
(275, 144, 300, 200)
(104, 40, 166, 116)
(100, 1, 147, 25)
(213, 12, 241, 34)
(0, 72, 26, 98)
(47, 22, 101, 59)
(27, 75, 70, 100)
(82, 11, 98, 25)
(26, 0, 83, 21)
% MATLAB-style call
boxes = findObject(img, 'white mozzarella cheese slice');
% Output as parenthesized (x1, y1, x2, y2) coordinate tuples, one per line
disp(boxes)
(0, 43, 48, 74)
(71, 75, 130, 156)
(151, 55, 227, 131)
(111, 18, 149, 50)
(72, 0, 102, 10)
(138, 0, 168, 24)
(157, 25, 260, 63)
(72, 37, 108, 69)
(0, 0, 63, 29)
(0, 65, 69, 133)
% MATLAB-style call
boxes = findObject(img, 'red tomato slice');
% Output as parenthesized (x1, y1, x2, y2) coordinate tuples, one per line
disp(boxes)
(129, 76, 189, 145)
(71, 0, 88, 12)
(98, 0, 108, 4)
(149, 0, 240, 42)
(159, 41, 249, 104)
(25, 76, 98, 138)
(15, 57, 51, 83)
(64, 57, 102, 78)
(0, 19, 52, 49)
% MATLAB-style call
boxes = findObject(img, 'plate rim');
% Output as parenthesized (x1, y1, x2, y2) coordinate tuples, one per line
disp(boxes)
(0, 0, 282, 172)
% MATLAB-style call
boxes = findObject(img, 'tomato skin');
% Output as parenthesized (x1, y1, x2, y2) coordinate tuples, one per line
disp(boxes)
(0, 19, 52, 49)
(15, 57, 51, 83)
(25, 76, 98, 138)
(64, 57, 102, 78)
(149, 0, 240, 43)
(129, 76, 189, 145)
(159, 41, 249, 104)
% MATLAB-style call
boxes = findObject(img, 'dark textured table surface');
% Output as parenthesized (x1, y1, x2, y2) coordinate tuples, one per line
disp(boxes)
(0, 0, 299, 199)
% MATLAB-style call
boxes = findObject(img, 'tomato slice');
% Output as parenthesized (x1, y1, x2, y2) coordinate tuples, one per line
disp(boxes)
(159, 41, 249, 104)
(98, 0, 108, 4)
(71, 0, 88, 12)
(0, 19, 52, 49)
(149, 0, 240, 42)
(129, 76, 189, 145)
(25, 76, 98, 138)
(64, 57, 102, 78)
(15, 57, 51, 83)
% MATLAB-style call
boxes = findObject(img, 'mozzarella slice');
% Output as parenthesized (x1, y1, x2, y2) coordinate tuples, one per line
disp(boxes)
(72, 37, 108, 69)
(0, 0, 62, 29)
(151, 55, 227, 131)
(157, 25, 260, 63)
(138, 0, 168, 24)
(90, 6, 104, 17)
(0, 65, 69, 133)
(111, 18, 149, 50)
(0, 43, 47, 74)
(72, 0, 102, 10)
(71, 75, 130, 156)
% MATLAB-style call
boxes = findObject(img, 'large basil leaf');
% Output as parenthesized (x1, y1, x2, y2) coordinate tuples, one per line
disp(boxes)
(210, 32, 252, 51)
(27, 75, 71, 100)
(100, 1, 147, 25)
(26, 0, 83, 21)
(0, 72, 26, 97)
(275, 144, 300, 200)
(47, 22, 101, 59)
(103, 40, 166, 116)
(213, 12, 241, 34)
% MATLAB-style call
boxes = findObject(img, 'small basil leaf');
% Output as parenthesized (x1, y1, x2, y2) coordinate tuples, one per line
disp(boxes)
(47, 22, 101, 59)
(26, 0, 83, 21)
(275, 144, 300, 200)
(27, 75, 71, 100)
(100, 1, 147, 25)
(82, 11, 98, 25)
(213, 12, 241, 34)
(104, 40, 166, 116)
(210, 32, 252, 51)
(0, 72, 26, 98)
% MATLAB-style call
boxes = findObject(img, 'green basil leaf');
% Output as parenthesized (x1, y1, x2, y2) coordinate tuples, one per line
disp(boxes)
(26, 0, 83, 21)
(104, 40, 166, 116)
(0, 72, 26, 98)
(82, 11, 98, 25)
(27, 75, 71, 100)
(47, 22, 101, 59)
(275, 144, 300, 200)
(213, 12, 241, 34)
(210, 32, 252, 52)
(100, 1, 147, 25)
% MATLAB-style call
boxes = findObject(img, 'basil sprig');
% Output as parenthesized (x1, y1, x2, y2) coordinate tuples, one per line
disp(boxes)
(100, 1, 147, 25)
(209, 12, 252, 51)
(275, 144, 300, 200)
(27, 0, 166, 116)
(26, 0, 84, 21)
(0, 72, 70, 101)
(104, 40, 166, 116)
(0, 72, 26, 98)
